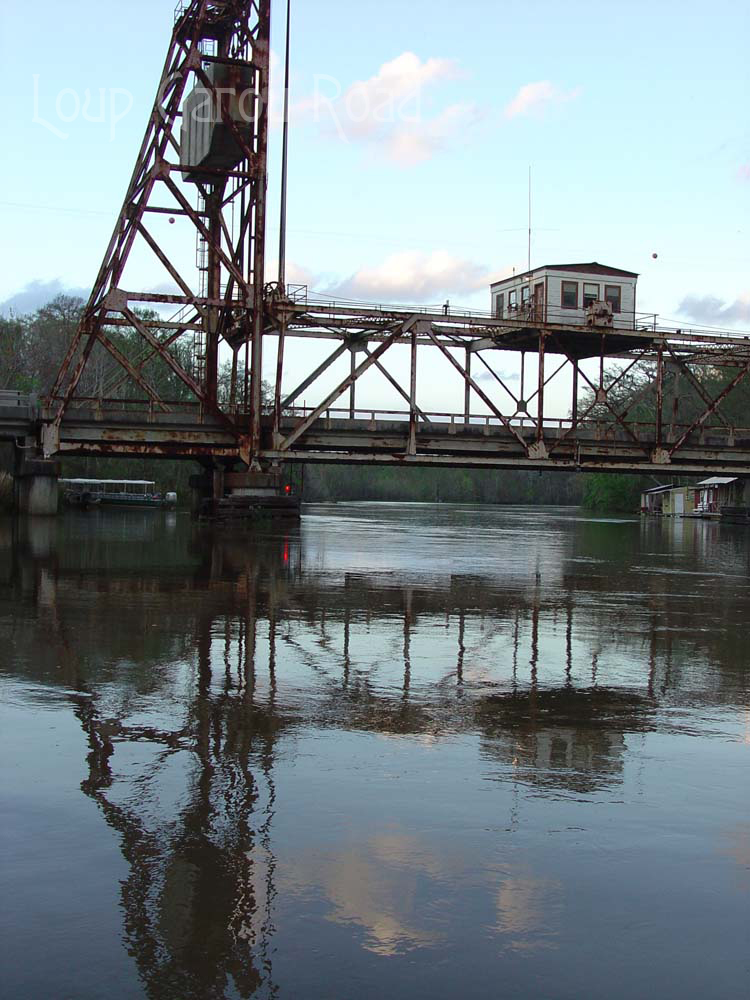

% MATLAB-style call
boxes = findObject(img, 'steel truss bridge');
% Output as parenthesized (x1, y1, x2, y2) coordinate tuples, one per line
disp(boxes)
(12, 0, 750, 479)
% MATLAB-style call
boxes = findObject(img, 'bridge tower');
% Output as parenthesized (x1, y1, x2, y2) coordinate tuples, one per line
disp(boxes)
(43, 0, 284, 511)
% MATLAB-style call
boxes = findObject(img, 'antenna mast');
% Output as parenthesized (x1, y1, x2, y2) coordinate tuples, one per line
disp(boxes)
(278, 0, 292, 289)
(527, 164, 532, 274)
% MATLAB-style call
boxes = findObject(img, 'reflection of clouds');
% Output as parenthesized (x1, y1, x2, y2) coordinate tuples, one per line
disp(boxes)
(283, 832, 564, 958)
(284, 833, 445, 956)
(496, 869, 562, 952)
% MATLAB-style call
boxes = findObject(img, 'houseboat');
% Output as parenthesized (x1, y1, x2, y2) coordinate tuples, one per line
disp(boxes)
(60, 479, 177, 509)
(640, 484, 696, 517)
(641, 484, 675, 516)
(662, 486, 696, 518)
(641, 477, 747, 520)
(490, 262, 639, 330)
(693, 477, 741, 516)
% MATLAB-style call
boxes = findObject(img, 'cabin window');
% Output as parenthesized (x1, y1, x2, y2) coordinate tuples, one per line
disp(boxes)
(509, 289, 518, 310)
(495, 293, 504, 318)
(521, 285, 531, 307)
(583, 283, 599, 308)
(561, 281, 578, 309)
(604, 284, 622, 313)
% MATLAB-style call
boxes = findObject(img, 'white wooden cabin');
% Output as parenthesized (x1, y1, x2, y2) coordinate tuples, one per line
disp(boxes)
(490, 262, 638, 330)
(693, 477, 742, 514)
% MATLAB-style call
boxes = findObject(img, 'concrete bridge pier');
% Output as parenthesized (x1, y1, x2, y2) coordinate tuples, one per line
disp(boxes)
(188, 467, 219, 517)
(14, 456, 60, 517)
(189, 464, 300, 520)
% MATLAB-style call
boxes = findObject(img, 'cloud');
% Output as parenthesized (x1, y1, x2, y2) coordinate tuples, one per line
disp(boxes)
(286, 261, 317, 286)
(503, 81, 582, 119)
(0, 279, 88, 317)
(678, 293, 750, 326)
(738, 164, 750, 181)
(475, 368, 520, 383)
(324, 250, 493, 303)
(383, 102, 483, 166)
(295, 52, 480, 166)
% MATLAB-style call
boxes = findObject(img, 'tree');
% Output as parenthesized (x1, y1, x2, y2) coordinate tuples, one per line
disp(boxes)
(581, 473, 644, 512)
(0, 315, 29, 391)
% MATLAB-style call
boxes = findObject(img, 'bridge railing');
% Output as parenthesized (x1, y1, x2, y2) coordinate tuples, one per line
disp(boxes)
(284, 405, 580, 430)
(43, 398, 749, 446)
(0, 390, 36, 409)
(48, 396, 205, 414)
(302, 294, 666, 330)
(281, 406, 747, 441)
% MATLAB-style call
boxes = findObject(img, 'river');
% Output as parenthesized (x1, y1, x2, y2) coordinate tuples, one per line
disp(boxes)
(1, 504, 749, 999)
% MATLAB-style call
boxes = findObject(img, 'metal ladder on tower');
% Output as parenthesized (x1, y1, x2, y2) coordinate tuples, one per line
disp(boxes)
(193, 192, 209, 385)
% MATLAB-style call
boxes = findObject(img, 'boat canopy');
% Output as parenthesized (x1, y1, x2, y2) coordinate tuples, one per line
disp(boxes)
(60, 479, 156, 486)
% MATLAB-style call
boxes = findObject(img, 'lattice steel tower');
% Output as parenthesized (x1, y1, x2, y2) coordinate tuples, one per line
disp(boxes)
(46, 1, 271, 467)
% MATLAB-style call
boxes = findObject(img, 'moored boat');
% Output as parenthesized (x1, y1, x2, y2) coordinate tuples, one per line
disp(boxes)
(60, 479, 177, 510)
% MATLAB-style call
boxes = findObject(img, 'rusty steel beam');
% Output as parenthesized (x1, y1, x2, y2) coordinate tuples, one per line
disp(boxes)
(249, 0, 271, 459)
(280, 343, 349, 410)
(536, 332, 546, 444)
(655, 346, 664, 450)
(44, 0, 270, 465)
(25, 399, 750, 473)
(93, 329, 168, 411)
(665, 344, 733, 431)
(361, 346, 429, 422)
(274, 314, 287, 443)
(135, 221, 207, 321)
(548, 338, 652, 457)
(669, 358, 750, 456)
(276, 325, 407, 453)
(464, 347, 471, 423)
(425, 327, 529, 451)
(408, 325, 418, 455)
(525, 357, 567, 407)
(474, 353, 520, 408)
(162, 174, 250, 294)
(258, 447, 750, 476)
(102, 313, 201, 399)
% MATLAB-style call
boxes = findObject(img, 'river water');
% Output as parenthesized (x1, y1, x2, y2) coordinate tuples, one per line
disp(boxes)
(1, 504, 748, 999)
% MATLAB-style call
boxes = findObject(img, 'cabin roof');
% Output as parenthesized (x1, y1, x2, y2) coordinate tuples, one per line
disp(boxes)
(695, 476, 738, 486)
(642, 484, 676, 495)
(491, 262, 639, 288)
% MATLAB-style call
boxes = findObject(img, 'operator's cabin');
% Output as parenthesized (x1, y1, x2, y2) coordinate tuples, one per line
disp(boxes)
(490, 262, 638, 330)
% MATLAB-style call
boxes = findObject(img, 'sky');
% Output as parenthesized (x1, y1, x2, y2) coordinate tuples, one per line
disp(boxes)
(1, 0, 748, 317)
(0, 0, 748, 416)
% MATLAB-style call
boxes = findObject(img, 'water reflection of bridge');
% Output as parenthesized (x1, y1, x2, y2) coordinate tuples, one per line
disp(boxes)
(2, 513, 748, 995)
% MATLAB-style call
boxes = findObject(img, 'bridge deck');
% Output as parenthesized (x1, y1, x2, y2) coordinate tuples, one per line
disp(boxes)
(0, 401, 745, 476)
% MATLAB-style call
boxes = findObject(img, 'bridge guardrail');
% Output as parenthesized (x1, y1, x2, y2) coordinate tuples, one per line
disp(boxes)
(46, 397, 747, 439)
(0, 390, 36, 409)
(281, 406, 745, 440)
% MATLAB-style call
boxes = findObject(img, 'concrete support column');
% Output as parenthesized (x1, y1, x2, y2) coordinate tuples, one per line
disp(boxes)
(188, 470, 214, 518)
(15, 458, 60, 517)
